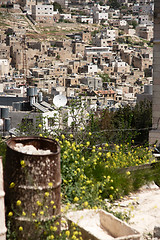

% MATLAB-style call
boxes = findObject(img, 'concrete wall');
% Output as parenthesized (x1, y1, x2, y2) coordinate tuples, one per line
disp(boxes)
(149, 0, 160, 145)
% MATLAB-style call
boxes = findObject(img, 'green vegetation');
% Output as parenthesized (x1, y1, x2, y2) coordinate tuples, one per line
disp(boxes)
(4, 99, 157, 239)
(130, 20, 138, 29)
(108, 0, 120, 9)
(98, 73, 111, 83)
(53, 2, 63, 13)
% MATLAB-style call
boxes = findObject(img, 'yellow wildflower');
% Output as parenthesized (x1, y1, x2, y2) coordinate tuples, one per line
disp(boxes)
(9, 182, 15, 188)
(83, 201, 88, 207)
(48, 182, 53, 187)
(8, 212, 13, 217)
(74, 197, 79, 202)
(45, 192, 49, 197)
(22, 211, 26, 216)
(65, 230, 70, 237)
(49, 235, 54, 239)
(61, 134, 65, 139)
(19, 226, 23, 231)
(36, 200, 42, 206)
(109, 195, 113, 200)
(20, 160, 26, 167)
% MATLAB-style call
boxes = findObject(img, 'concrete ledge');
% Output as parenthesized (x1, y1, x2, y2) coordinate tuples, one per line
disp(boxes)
(66, 209, 141, 240)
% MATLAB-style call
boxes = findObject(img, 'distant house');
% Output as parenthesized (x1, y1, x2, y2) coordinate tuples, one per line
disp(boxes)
(79, 63, 98, 74)
(136, 25, 153, 41)
(79, 76, 102, 90)
(0, 59, 10, 77)
(32, 5, 59, 22)
(77, 16, 93, 24)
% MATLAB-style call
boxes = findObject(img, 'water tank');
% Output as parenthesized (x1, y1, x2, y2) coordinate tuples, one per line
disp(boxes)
(1, 108, 9, 119)
(27, 87, 34, 97)
(34, 87, 38, 96)
(38, 92, 43, 103)
(30, 96, 35, 106)
(4, 118, 10, 132)
(144, 85, 152, 95)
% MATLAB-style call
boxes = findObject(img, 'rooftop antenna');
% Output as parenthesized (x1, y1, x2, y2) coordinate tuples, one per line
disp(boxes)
(53, 94, 67, 108)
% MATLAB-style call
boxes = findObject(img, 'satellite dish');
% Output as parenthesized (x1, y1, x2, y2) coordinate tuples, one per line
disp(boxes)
(0, 119, 3, 125)
(53, 95, 67, 108)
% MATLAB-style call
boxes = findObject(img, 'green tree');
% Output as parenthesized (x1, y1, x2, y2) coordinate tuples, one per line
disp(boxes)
(98, 73, 111, 83)
(53, 2, 63, 13)
(108, 0, 120, 9)
(132, 100, 152, 144)
(131, 20, 138, 29)
(111, 100, 152, 145)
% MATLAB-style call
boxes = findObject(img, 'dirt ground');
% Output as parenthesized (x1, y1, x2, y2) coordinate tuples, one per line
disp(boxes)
(114, 182, 160, 239)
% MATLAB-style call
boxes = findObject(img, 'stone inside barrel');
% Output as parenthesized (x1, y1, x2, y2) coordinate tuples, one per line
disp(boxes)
(4, 136, 61, 239)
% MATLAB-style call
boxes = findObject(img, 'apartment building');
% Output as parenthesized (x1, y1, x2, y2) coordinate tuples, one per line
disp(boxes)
(32, 4, 59, 22)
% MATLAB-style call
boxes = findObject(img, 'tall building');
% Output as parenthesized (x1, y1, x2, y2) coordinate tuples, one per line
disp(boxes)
(149, 0, 160, 145)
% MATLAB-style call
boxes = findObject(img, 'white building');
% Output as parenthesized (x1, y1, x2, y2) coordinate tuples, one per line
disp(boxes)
(139, 14, 153, 25)
(112, 60, 130, 73)
(0, 59, 9, 77)
(92, 4, 110, 12)
(105, 29, 117, 39)
(83, 63, 98, 74)
(93, 11, 108, 24)
(77, 16, 93, 24)
(32, 4, 58, 22)
(60, 13, 71, 20)
(85, 46, 111, 57)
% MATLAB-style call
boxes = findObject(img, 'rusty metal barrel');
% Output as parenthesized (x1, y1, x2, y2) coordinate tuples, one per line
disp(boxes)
(4, 136, 61, 240)
(0, 157, 7, 240)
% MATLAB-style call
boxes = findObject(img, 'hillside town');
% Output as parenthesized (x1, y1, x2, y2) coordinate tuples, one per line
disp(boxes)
(0, 0, 154, 134)
(2, 1, 160, 240)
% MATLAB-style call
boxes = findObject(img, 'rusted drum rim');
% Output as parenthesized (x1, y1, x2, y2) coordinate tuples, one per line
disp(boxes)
(6, 136, 60, 156)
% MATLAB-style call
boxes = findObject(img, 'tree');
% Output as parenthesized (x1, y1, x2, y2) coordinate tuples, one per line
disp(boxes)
(131, 20, 138, 29)
(108, 0, 120, 9)
(91, 100, 152, 145)
(98, 73, 111, 83)
(53, 2, 63, 13)
(112, 100, 152, 145)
